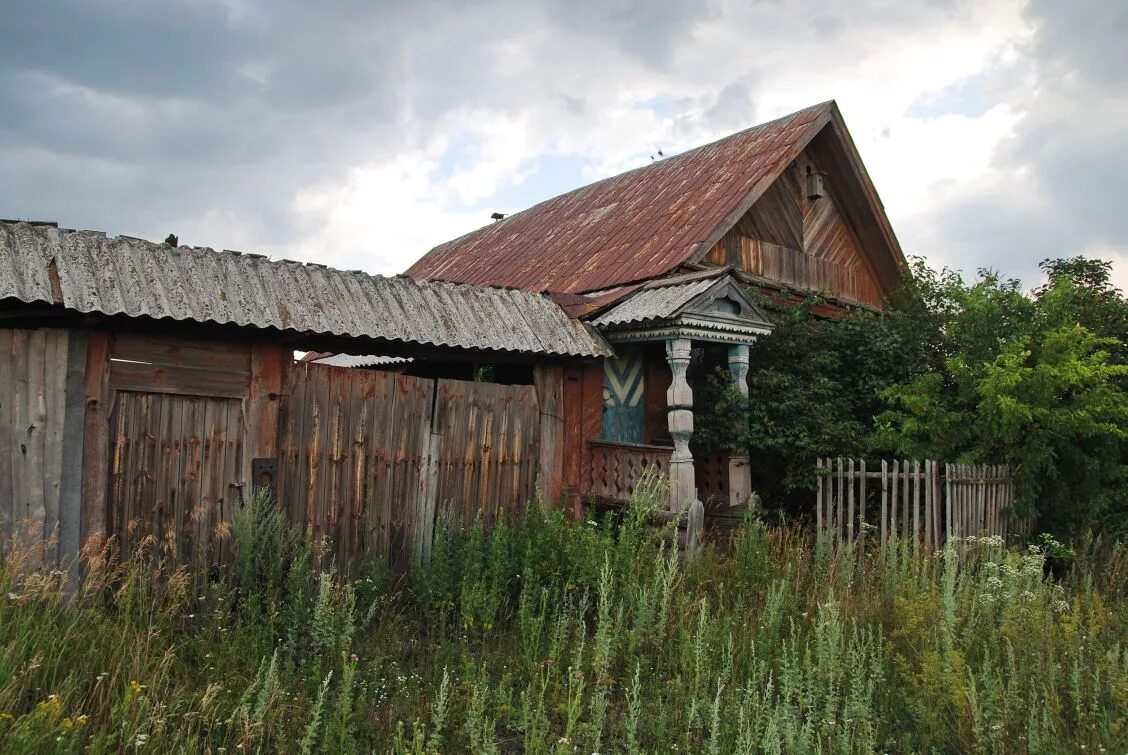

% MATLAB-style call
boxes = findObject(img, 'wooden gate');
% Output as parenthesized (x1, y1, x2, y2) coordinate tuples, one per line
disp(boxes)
(432, 378, 541, 527)
(105, 335, 252, 568)
(276, 363, 433, 571)
(277, 364, 543, 570)
(108, 392, 245, 567)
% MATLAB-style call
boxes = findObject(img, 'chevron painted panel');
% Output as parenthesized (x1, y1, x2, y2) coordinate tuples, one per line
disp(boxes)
(602, 348, 645, 443)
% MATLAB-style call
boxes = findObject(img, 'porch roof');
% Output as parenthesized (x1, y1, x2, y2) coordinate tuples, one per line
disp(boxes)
(590, 273, 774, 344)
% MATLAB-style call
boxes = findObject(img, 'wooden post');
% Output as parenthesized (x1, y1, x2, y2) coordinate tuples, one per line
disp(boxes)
(816, 457, 824, 534)
(728, 344, 750, 397)
(944, 463, 952, 543)
(859, 459, 867, 546)
(80, 331, 112, 544)
(912, 460, 921, 553)
(890, 459, 898, 544)
(901, 460, 910, 541)
(533, 365, 565, 507)
(880, 459, 888, 550)
(665, 338, 695, 512)
(836, 457, 845, 545)
(934, 462, 942, 547)
(847, 458, 855, 543)
(685, 499, 704, 557)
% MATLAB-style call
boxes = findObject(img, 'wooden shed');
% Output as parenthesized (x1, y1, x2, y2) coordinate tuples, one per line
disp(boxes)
(0, 221, 610, 570)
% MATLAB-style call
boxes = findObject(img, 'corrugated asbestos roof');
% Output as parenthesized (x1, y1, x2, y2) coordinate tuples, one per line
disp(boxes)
(0, 222, 611, 358)
(407, 102, 834, 294)
(591, 278, 719, 327)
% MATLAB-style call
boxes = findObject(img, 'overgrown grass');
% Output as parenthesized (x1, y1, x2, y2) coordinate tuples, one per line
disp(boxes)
(1, 485, 1126, 753)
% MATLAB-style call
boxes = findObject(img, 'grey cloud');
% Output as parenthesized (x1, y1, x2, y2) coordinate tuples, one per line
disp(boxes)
(920, 0, 1128, 280)
(0, 0, 710, 251)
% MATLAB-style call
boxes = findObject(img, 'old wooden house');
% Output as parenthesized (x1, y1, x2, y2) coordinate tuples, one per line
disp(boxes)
(1, 101, 909, 570)
(407, 100, 908, 518)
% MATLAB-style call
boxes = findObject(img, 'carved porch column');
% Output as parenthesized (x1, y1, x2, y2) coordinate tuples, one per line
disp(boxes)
(666, 338, 696, 512)
(728, 343, 754, 508)
(728, 344, 750, 397)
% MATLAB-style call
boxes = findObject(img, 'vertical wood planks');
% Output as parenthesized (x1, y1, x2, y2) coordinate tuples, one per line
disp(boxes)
(818, 458, 1029, 551)
(880, 459, 888, 550)
(533, 365, 564, 507)
(0, 328, 80, 562)
(816, 457, 823, 534)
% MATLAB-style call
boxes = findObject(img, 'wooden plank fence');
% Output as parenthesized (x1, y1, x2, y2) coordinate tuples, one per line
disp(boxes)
(276, 362, 542, 571)
(816, 458, 1032, 550)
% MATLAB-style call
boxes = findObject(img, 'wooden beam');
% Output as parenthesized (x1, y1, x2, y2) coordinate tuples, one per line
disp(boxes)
(80, 330, 112, 543)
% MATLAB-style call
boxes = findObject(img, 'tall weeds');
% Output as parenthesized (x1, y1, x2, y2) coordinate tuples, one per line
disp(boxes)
(0, 488, 1124, 753)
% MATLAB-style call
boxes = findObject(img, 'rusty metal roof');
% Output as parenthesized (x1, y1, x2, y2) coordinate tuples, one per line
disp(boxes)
(0, 221, 611, 358)
(407, 102, 835, 294)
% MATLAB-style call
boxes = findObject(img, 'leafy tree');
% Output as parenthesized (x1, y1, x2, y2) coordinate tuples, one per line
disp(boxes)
(695, 256, 1128, 538)
(875, 258, 1128, 539)
(693, 289, 926, 515)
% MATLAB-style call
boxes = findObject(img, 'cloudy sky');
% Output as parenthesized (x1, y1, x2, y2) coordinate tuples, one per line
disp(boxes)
(2, 0, 1125, 288)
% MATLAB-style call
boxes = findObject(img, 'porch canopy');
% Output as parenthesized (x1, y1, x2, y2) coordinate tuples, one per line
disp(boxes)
(591, 272, 774, 511)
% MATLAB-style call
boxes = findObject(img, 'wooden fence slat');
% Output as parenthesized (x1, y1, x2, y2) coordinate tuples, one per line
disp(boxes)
(859, 459, 866, 545)
(847, 458, 855, 543)
(816, 458, 823, 534)
(836, 457, 844, 545)
(880, 459, 888, 548)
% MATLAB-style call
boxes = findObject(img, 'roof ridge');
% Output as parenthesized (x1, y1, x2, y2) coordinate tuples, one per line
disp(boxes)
(424, 101, 836, 255)
(1, 219, 565, 300)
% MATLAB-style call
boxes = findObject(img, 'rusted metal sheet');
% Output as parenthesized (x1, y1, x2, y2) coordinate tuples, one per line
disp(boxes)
(432, 378, 541, 527)
(0, 221, 611, 358)
(0, 328, 83, 562)
(107, 391, 245, 569)
(408, 103, 834, 294)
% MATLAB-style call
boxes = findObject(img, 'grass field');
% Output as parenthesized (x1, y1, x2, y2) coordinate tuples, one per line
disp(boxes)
(1, 482, 1125, 753)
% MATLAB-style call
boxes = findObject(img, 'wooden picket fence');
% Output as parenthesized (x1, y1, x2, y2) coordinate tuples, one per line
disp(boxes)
(815, 458, 1033, 550)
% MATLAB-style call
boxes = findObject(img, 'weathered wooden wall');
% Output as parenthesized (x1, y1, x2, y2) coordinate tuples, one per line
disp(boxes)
(706, 148, 884, 308)
(108, 391, 245, 568)
(433, 378, 541, 528)
(533, 365, 564, 506)
(276, 363, 433, 571)
(3, 326, 565, 572)
(0, 328, 86, 563)
(277, 362, 544, 570)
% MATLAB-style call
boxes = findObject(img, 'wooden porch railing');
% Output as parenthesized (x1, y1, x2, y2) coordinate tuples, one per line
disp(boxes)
(588, 440, 673, 502)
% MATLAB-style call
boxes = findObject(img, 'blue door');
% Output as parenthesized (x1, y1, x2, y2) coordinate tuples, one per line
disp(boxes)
(602, 348, 645, 443)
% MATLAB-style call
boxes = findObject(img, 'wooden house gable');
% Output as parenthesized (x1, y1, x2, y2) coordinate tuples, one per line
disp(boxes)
(704, 143, 884, 308)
